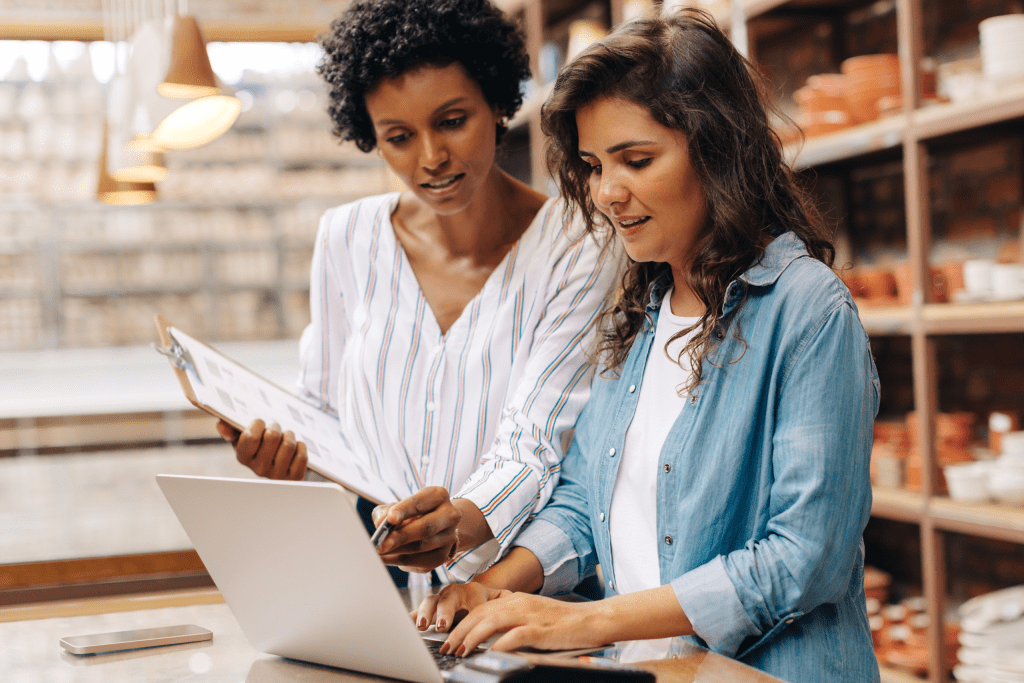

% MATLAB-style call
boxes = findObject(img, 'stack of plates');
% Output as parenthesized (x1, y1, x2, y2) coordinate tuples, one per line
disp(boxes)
(979, 14, 1024, 83)
(955, 585, 1024, 682)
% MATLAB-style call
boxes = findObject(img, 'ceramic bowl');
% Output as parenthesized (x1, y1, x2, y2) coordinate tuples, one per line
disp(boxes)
(945, 462, 991, 503)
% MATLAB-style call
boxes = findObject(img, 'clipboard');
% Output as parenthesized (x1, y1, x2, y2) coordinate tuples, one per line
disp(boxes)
(153, 315, 396, 505)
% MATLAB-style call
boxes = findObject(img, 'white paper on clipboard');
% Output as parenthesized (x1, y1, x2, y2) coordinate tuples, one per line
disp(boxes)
(160, 323, 397, 505)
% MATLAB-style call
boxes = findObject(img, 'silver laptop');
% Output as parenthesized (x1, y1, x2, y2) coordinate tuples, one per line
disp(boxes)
(157, 474, 469, 683)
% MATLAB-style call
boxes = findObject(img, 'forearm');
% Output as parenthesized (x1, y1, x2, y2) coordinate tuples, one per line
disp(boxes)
(586, 584, 694, 643)
(473, 547, 544, 594)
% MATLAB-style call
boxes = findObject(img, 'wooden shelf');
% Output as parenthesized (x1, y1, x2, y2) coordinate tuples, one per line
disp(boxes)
(921, 301, 1024, 335)
(785, 114, 906, 170)
(879, 662, 926, 683)
(912, 81, 1024, 142)
(859, 305, 913, 336)
(930, 497, 1024, 544)
(873, 487, 926, 524)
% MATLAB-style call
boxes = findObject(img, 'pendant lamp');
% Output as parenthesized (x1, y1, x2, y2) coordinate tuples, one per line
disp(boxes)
(97, 124, 157, 205)
(106, 73, 168, 183)
(150, 77, 241, 149)
(148, 14, 242, 149)
(158, 14, 220, 99)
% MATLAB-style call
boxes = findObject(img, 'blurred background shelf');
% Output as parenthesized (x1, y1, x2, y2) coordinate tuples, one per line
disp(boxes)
(873, 486, 926, 524)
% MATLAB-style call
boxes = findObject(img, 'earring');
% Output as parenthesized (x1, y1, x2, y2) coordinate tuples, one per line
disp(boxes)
(499, 116, 510, 127)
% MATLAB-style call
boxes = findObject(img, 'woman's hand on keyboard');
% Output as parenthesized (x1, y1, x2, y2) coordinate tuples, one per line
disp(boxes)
(412, 582, 511, 633)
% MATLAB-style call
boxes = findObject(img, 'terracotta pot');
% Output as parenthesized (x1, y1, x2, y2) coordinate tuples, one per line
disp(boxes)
(939, 261, 965, 299)
(842, 54, 900, 75)
(874, 420, 910, 450)
(840, 268, 864, 298)
(937, 411, 975, 449)
(909, 454, 925, 491)
(859, 267, 897, 301)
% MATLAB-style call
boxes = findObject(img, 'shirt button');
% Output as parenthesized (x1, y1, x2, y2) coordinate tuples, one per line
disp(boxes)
(599, 512, 605, 522)
(609, 580, 614, 591)
(785, 618, 795, 624)
(663, 463, 671, 473)
(426, 402, 436, 412)
(664, 536, 673, 545)
(608, 448, 616, 457)
(628, 384, 636, 393)
(689, 395, 698, 405)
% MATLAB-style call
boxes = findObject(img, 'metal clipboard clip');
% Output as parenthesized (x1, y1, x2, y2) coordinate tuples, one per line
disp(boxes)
(152, 337, 203, 386)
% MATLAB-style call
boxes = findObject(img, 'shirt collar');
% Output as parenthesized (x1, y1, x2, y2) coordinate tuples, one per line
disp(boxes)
(645, 231, 809, 311)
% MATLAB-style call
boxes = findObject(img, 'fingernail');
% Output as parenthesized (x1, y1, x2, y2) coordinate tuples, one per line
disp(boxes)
(455, 644, 466, 658)
(417, 617, 426, 629)
(438, 642, 450, 655)
(436, 619, 446, 631)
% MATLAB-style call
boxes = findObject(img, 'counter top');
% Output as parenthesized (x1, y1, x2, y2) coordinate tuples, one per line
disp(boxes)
(2, 589, 784, 683)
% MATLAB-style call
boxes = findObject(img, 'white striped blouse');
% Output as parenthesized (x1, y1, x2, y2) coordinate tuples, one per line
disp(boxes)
(297, 192, 621, 581)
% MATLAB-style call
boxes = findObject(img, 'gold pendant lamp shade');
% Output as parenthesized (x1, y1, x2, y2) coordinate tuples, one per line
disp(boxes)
(97, 124, 157, 205)
(158, 14, 220, 99)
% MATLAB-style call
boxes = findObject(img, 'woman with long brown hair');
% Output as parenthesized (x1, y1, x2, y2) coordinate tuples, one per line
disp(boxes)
(413, 9, 879, 681)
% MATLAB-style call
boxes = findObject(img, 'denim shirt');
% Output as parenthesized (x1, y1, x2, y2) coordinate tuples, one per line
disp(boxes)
(513, 232, 880, 682)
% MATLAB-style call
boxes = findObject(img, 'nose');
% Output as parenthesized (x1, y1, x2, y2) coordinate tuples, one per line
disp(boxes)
(594, 170, 628, 210)
(419, 132, 449, 171)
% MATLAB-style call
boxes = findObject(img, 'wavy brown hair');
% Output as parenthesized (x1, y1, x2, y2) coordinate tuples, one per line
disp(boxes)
(542, 8, 835, 392)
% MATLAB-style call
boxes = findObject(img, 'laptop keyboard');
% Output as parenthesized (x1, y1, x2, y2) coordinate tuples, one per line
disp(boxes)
(425, 640, 464, 672)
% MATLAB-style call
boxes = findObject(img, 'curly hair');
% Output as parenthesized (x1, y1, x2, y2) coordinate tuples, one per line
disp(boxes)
(542, 8, 835, 393)
(317, 0, 531, 153)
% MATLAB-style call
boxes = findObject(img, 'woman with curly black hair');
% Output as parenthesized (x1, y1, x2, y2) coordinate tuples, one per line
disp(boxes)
(414, 9, 879, 681)
(217, 0, 621, 590)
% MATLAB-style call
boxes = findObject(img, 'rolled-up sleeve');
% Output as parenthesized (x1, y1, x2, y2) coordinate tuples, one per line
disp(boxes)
(673, 301, 877, 656)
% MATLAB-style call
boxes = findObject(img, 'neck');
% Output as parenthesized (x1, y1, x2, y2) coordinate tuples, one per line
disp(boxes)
(424, 167, 523, 260)
(669, 265, 705, 318)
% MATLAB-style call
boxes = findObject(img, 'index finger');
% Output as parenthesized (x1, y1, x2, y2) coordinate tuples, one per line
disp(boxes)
(385, 487, 450, 525)
(443, 601, 511, 657)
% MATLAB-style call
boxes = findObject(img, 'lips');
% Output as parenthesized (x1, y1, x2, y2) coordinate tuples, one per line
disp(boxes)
(420, 173, 464, 192)
(614, 215, 650, 235)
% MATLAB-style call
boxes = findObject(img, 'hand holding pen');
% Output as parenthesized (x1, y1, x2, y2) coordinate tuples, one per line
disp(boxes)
(370, 487, 462, 573)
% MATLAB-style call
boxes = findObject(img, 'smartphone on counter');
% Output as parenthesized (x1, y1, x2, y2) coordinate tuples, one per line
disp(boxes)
(60, 624, 213, 655)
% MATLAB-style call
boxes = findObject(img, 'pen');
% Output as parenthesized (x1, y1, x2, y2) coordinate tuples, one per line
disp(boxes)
(370, 520, 394, 550)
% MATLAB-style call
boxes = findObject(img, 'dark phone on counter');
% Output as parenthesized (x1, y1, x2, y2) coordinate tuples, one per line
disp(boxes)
(447, 651, 656, 683)
(59, 624, 213, 655)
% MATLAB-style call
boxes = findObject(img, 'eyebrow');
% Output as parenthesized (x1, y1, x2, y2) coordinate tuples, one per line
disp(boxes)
(374, 97, 470, 127)
(578, 139, 657, 157)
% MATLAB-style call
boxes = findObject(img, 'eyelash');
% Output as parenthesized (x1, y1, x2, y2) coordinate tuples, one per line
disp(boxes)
(385, 116, 467, 146)
(587, 157, 653, 175)
(440, 115, 466, 129)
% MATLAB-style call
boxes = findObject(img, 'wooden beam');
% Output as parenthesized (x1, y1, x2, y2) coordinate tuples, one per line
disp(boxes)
(0, 18, 327, 42)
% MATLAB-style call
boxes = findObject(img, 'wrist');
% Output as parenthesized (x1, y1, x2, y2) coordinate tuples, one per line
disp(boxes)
(451, 497, 493, 553)
(585, 594, 622, 645)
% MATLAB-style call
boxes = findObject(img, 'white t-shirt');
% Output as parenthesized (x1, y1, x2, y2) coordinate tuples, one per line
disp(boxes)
(609, 289, 699, 596)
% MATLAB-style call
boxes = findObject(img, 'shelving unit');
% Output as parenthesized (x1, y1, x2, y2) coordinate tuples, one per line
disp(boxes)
(735, 1, 1024, 681)
(507, 1, 1022, 681)
(0, 62, 387, 350)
